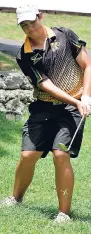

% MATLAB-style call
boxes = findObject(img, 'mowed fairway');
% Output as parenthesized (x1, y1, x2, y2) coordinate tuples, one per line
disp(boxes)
(0, 12, 91, 234)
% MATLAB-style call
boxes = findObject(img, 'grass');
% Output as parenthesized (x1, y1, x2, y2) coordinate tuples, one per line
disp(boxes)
(0, 112, 91, 234)
(0, 52, 19, 71)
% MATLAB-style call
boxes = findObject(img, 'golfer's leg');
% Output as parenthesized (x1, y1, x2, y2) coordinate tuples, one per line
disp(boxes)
(13, 151, 43, 200)
(53, 150, 74, 215)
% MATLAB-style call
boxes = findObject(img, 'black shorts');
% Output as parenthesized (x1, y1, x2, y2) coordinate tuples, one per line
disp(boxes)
(21, 100, 85, 158)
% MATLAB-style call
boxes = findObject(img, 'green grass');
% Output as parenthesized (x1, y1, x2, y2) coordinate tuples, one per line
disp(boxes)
(0, 52, 19, 71)
(0, 113, 91, 234)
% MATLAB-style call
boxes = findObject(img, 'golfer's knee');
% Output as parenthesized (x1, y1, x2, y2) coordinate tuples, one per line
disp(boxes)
(21, 151, 32, 159)
(20, 151, 41, 163)
(53, 150, 70, 164)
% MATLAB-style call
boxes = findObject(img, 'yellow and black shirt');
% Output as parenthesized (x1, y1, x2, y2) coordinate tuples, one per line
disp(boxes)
(16, 26, 86, 102)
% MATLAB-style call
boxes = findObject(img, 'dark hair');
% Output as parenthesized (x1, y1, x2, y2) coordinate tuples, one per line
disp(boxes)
(36, 14, 40, 18)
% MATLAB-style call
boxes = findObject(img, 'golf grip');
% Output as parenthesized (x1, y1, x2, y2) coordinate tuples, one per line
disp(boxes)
(68, 115, 85, 151)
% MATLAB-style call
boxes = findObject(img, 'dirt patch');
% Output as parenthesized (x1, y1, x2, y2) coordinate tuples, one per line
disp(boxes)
(0, 61, 10, 70)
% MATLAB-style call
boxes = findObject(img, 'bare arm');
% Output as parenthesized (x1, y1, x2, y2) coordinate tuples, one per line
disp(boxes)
(76, 47, 91, 96)
(39, 79, 77, 106)
(38, 47, 91, 116)
(38, 78, 84, 116)
(76, 47, 91, 115)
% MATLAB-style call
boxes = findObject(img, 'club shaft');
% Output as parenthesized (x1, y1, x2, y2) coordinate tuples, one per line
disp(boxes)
(68, 115, 85, 151)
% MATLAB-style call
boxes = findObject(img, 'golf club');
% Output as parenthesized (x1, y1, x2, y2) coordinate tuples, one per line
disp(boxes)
(58, 115, 85, 153)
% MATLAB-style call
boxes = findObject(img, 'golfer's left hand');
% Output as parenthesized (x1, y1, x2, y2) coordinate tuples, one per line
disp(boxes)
(81, 95, 91, 116)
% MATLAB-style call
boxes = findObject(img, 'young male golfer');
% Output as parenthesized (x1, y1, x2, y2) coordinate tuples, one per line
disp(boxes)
(1, 2, 91, 223)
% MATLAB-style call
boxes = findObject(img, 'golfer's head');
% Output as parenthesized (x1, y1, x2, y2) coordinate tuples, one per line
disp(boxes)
(16, 2, 43, 35)
(16, 2, 40, 25)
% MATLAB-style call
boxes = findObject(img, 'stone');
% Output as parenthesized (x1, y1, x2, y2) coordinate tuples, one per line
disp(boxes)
(0, 71, 34, 117)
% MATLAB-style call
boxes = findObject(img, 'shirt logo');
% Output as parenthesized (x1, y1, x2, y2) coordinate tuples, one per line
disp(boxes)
(31, 53, 42, 65)
(51, 41, 60, 52)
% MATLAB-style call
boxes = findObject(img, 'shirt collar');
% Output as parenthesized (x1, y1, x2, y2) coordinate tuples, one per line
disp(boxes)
(24, 26, 56, 53)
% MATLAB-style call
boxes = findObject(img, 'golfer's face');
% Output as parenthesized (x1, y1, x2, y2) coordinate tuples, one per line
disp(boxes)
(20, 16, 42, 37)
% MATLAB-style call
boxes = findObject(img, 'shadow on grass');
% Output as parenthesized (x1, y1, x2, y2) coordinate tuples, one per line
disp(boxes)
(15, 203, 91, 222)
(0, 112, 23, 157)
(70, 210, 91, 222)
(1, 203, 91, 223)
(2, 204, 57, 219)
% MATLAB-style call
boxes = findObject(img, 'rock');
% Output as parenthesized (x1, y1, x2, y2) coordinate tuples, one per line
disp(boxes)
(0, 71, 34, 117)
(0, 103, 6, 112)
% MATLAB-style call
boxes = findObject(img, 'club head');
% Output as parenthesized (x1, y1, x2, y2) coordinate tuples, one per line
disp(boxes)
(58, 143, 75, 156)
(58, 143, 69, 152)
